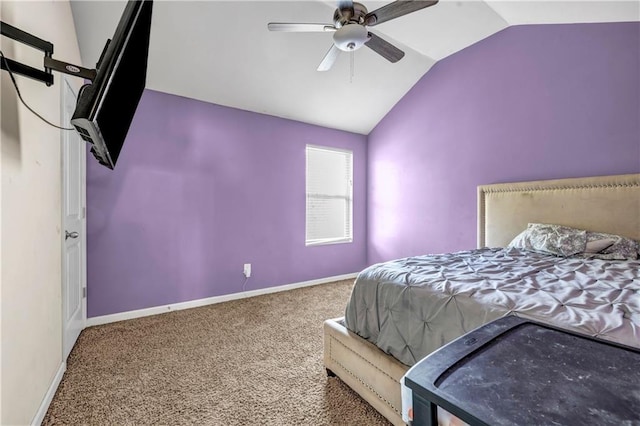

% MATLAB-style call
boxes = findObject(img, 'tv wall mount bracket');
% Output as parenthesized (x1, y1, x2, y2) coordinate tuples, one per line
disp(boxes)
(1, 21, 97, 86)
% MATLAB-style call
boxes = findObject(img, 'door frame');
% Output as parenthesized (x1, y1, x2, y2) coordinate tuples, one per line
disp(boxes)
(60, 75, 87, 360)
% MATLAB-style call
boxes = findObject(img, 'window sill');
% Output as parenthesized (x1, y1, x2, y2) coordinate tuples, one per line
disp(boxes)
(305, 238, 353, 247)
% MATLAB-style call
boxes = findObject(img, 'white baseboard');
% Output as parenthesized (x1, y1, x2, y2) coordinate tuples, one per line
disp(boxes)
(86, 273, 357, 327)
(31, 361, 66, 426)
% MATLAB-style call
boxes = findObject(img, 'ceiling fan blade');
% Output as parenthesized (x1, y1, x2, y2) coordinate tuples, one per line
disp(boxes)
(364, 0, 438, 26)
(267, 23, 336, 32)
(365, 32, 405, 63)
(317, 44, 341, 71)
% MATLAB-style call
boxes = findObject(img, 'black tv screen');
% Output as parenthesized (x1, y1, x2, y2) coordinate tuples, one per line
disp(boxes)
(71, 0, 153, 169)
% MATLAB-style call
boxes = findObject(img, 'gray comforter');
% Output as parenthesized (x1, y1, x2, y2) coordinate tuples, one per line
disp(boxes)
(344, 247, 640, 366)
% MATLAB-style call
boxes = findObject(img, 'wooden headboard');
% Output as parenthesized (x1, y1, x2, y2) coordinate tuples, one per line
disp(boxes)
(478, 174, 640, 248)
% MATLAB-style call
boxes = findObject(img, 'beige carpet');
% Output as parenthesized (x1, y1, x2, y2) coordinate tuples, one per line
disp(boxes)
(44, 280, 391, 425)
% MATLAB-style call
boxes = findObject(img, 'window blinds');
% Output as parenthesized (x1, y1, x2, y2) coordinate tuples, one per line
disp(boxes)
(306, 145, 353, 245)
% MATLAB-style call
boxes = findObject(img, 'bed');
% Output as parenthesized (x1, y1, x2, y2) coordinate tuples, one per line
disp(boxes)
(323, 173, 640, 426)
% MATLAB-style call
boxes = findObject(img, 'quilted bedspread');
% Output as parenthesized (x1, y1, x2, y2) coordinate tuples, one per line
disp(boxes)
(344, 247, 640, 366)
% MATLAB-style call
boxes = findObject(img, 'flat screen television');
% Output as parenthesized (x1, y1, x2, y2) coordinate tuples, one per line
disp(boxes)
(71, 0, 153, 169)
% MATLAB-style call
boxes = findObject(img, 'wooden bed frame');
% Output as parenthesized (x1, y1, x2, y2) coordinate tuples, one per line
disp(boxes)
(323, 173, 640, 425)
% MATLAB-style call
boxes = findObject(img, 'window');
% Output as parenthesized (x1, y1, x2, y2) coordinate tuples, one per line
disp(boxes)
(306, 145, 353, 246)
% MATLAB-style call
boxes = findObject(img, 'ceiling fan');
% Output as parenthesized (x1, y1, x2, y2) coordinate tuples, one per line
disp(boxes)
(267, 0, 438, 71)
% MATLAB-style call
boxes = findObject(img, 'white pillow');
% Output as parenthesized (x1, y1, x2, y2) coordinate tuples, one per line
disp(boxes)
(584, 239, 616, 253)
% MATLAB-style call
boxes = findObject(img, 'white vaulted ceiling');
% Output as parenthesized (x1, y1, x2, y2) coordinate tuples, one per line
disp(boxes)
(70, 1, 639, 134)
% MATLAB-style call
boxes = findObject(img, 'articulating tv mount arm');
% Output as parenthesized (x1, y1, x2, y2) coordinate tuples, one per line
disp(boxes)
(0, 21, 96, 86)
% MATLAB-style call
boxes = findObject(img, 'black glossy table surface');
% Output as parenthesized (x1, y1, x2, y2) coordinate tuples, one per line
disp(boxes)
(404, 316, 640, 426)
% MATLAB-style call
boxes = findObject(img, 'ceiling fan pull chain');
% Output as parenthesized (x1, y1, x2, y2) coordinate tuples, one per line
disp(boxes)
(350, 50, 355, 83)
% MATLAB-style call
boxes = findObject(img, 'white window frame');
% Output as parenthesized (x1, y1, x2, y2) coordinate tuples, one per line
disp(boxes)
(305, 144, 353, 246)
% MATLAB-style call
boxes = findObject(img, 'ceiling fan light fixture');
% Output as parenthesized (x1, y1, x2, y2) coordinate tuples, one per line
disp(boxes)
(332, 24, 368, 51)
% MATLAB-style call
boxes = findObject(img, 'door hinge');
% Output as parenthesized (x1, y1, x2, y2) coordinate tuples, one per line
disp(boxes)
(82, 206, 86, 219)
(82, 287, 87, 298)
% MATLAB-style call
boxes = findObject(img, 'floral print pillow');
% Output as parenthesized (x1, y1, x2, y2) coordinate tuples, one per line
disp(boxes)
(509, 223, 639, 260)
(581, 231, 639, 260)
(508, 223, 586, 257)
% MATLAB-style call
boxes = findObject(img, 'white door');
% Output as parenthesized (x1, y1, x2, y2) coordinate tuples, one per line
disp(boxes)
(61, 77, 86, 360)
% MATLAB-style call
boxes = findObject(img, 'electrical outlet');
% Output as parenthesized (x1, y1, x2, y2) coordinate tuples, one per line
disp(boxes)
(243, 263, 251, 278)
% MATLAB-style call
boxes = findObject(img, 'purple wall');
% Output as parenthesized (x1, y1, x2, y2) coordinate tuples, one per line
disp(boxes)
(368, 22, 640, 264)
(89, 22, 640, 317)
(87, 90, 367, 317)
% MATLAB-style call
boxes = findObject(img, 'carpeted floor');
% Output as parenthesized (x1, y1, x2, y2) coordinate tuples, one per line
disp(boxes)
(43, 280, 391, 425)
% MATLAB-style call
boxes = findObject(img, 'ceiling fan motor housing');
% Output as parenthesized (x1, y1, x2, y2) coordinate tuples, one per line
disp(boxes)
(333, 24, 368, 51)
(333, 2, 368, 27)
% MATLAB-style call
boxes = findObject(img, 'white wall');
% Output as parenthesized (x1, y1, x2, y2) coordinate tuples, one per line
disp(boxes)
(1, 1, 81, 424)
